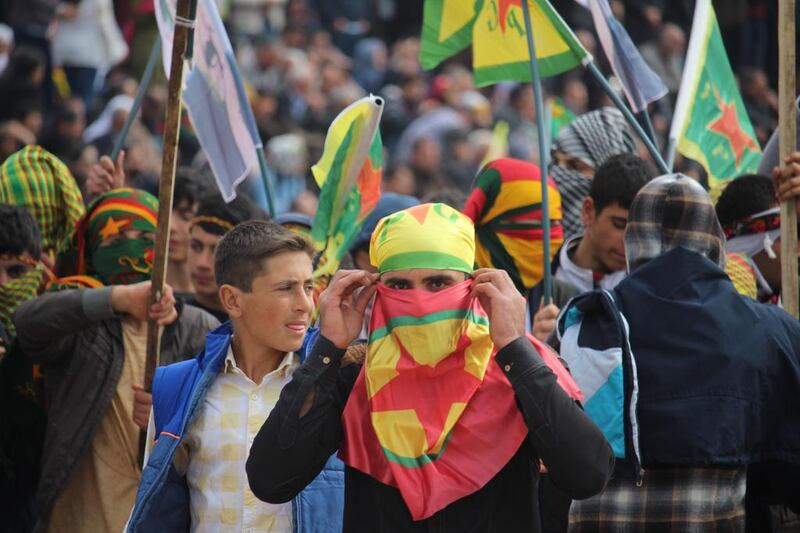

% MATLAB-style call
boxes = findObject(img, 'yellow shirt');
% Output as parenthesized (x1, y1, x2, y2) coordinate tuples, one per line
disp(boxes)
(48, 317, 148, 532)
(184, 346, 298, 532)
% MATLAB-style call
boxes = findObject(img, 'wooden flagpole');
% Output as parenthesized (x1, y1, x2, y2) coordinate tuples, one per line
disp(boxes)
(779, 0, 798, 318)
(139, 0, 196, 460)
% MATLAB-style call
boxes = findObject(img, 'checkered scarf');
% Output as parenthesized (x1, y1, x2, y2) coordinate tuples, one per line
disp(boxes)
(0, 264, 43, 344)
(0, 146, 85, 255)
(550, 108, 637, 237)
(625, 174, 726, 272)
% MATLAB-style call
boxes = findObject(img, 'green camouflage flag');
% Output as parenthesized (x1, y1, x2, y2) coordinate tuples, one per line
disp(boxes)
(669, 0, 761, 195)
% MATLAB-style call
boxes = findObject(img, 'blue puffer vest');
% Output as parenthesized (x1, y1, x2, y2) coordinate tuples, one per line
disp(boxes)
(126, 323, 343, 532)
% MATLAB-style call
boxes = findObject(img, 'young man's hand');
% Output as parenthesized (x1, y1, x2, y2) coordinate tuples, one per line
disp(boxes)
(110, 281, 178, 325)
(131, 384, 152, 431)
(318, 270, 377, 349)
(773, 151, 800, 215)
(533, 302, 560, 342)
(471, 268, 526, 350)
(86, 150, 126, 200)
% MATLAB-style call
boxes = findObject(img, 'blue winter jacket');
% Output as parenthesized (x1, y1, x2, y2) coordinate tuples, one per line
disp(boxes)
(126, 322, 344, 532)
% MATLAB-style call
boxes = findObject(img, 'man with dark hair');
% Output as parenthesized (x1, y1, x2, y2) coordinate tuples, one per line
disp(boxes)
(0, 204, 47, 532)
(127, 221, 343, 532)
(715, 174, 787, 303)
(182, 193, 267, 321)
(167, 170, 205, 296)
(530, 154, 656, 340)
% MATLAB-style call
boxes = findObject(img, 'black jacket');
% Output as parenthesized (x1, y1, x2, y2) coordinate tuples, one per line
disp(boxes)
(247, 335, 614, 532)
(13, 287, 219, 532)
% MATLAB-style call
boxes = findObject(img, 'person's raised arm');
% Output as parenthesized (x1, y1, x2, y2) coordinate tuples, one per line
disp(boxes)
(14, 281, 176, 365)
(247, 270, 376, 503)
(472, 269, 614, 499)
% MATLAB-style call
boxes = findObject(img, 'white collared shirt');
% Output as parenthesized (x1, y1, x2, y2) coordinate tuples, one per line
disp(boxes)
(184, 346, 298, 533)
(554, 235, 627, 293)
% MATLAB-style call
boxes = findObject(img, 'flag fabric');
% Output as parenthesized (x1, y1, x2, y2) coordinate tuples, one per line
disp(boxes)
(155, 0, 260, 201)
(479, 120, 510, 168)
(584, 0, 667, 113)
(548, 96, 576, 140)
(668, 0, 761, 194)
(463, 158, 564, 293)
(311, 95, 384, 299)
(419, 0, 478, 69)
(340, 281, 568, 520)
(419, 0, 591, 88)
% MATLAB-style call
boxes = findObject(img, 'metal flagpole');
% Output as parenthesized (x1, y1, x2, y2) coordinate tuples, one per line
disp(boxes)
(520, 0, 553, 303)
(111, 39, 162, 161)
(585, 61, 669, 173)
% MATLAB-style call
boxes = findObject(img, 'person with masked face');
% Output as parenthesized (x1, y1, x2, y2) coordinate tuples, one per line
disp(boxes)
(0, 204, 49, 532)
(549, 107, 637, 239)
(559, 175, 800, 531)
(12, 188, 219, 533)
(246, 203, 613, 532)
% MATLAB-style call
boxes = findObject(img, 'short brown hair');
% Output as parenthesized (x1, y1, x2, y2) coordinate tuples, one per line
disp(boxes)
(214, 220, 314, 291)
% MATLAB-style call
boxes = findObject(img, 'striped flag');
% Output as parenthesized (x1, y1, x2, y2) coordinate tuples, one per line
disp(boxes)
(420, 0, 591, 87)
(155, 0, 260, 201)
(581, 0, 667, 113)
(311, 95, 384, 299)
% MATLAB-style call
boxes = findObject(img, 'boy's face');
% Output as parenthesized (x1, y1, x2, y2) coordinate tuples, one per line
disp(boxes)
(169, 199, 198, 262)
(380, 268, 467, 292)
(233, 251, 314, 354)
(0, 253, 35, 286)
(582, 199, 629, 272)
(189, 226, 222, 298)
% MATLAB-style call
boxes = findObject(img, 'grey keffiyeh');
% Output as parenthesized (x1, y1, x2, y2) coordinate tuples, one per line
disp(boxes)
(550, 107, 637, 238)
(624, 173, 726, 272)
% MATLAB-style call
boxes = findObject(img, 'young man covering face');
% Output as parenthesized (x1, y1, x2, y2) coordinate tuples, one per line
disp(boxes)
(246, 203, 613, 532)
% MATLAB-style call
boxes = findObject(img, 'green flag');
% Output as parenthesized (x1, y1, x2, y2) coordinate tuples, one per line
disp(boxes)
(669, 0, 761, 195)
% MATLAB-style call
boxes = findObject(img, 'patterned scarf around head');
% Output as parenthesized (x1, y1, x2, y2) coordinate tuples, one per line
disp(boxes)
(550, 108, 636, 238)
(52, 188, 158, 289)
(340, 203, 582, 520)
(625, 174, 726, 272)
(464, 158, 564, 293)
(0, 264, 43, 344)
(0, 145, 85, 256)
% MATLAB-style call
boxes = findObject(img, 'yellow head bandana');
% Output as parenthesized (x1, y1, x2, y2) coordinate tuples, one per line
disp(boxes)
(370, 203, 475, 274)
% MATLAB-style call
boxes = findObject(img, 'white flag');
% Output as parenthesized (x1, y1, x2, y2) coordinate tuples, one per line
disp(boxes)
(155, 0, 259, 201)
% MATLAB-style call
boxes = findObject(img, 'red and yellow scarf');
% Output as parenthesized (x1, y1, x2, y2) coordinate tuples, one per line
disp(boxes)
(340, 280, 582, 519)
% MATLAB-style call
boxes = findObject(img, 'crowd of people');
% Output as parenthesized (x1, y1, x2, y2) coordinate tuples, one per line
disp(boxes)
(1, 0, 800, 532)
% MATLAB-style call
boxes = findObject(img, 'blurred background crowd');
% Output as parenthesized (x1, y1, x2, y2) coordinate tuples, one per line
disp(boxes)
(0, 0, 789, 211)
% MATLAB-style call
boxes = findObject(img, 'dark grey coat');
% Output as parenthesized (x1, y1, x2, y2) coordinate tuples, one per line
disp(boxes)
(13, 287, 218, 532)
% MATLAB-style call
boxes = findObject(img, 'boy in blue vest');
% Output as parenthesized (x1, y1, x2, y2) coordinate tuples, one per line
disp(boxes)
(126, 220, 343, 532)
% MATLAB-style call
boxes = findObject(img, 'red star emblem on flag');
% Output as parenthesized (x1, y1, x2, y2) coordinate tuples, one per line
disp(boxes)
(497, 0, 521, 33)
(708, 84, 758, 169)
